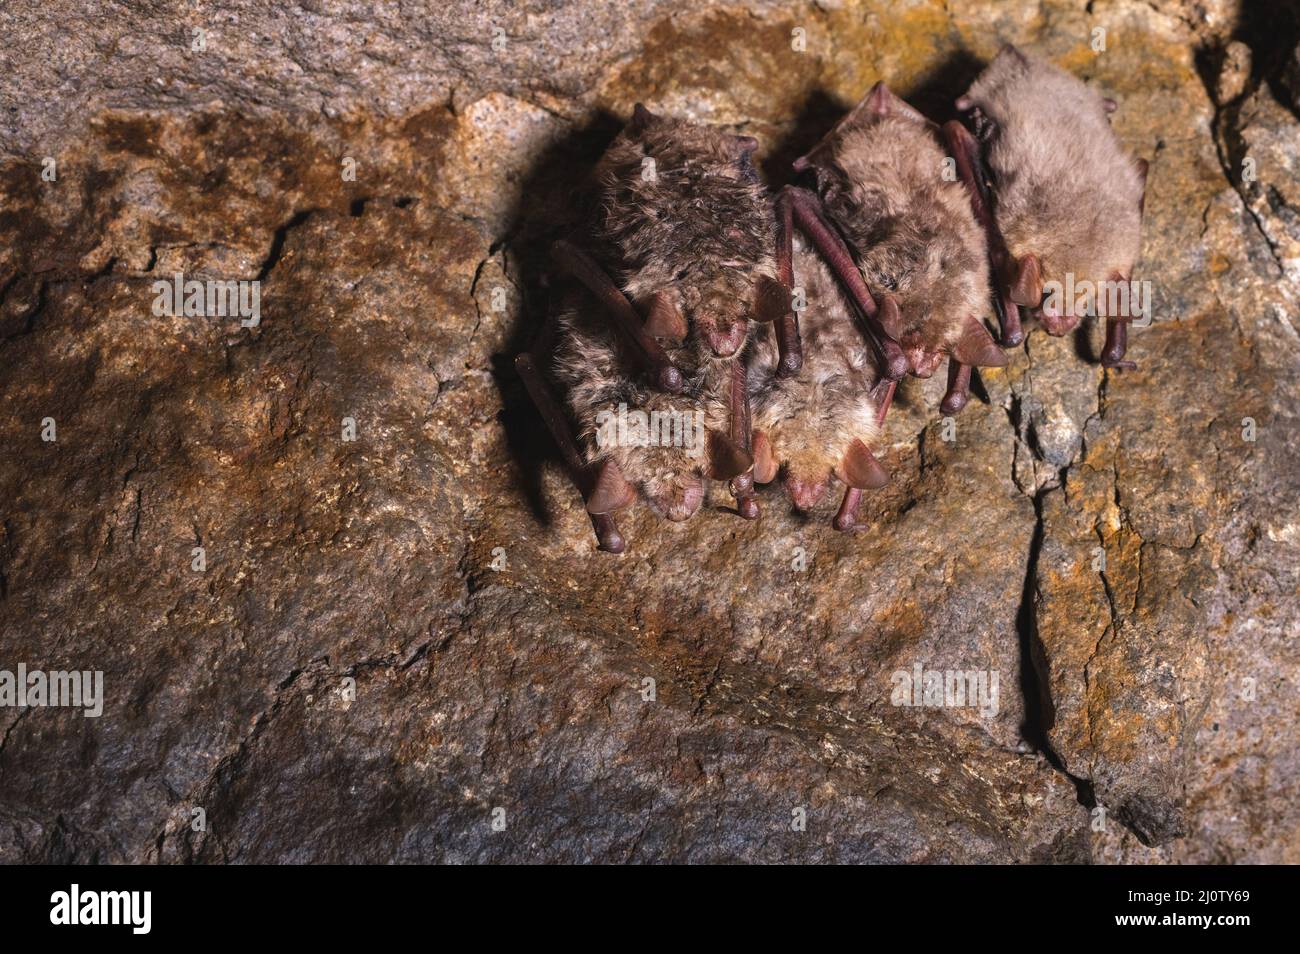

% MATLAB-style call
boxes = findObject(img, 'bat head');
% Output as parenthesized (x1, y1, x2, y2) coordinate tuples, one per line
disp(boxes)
(594, 105, 784, 361)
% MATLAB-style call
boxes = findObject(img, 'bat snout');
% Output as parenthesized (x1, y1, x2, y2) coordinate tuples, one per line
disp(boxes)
(648, 480, 705, 522)
(704, 320, 748, 357)
(784, 474, 827, 512)
(908, 348, 943, 379)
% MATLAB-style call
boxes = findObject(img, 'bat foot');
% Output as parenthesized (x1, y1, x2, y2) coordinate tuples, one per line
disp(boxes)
(729, 472, 755, 496)
(657, 365, 684, 393)
(597, 531, 626, 554)
(737, 496, 761, 520)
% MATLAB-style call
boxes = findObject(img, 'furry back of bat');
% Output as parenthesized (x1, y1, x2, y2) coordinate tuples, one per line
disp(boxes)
(951, 44, 1149, 367)
(518, 105, 789, 550)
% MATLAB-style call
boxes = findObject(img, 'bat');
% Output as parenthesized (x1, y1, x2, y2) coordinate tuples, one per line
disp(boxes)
(516, 105, 788, 552)
(749, 239, 894, 531)
(780, 81, 1009, 420)
(948, 44, 1149, 368)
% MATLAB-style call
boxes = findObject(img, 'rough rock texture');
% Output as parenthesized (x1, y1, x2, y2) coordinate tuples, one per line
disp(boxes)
(0, 0, 1297, 863)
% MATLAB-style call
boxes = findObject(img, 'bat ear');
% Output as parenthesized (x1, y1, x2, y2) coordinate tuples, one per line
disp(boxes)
(1009, 254, 1043, 307)
(751, 275, 790, 324)
(643, 291, 687, 342)
(706, 431, 753, 481)
(728, 134, 759, 158)
(998, 43, 1031, 66)
(630, 103, 658, 133)
(951, 317, 1009, 368)
(866, 82, 893, 116)
(837, 439, 890, 490)
(586, 460, 637, 515)
(864, 81, 931, 125)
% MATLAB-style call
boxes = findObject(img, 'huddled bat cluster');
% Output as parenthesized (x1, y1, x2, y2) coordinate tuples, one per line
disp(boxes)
(517, 45, 1150, 552)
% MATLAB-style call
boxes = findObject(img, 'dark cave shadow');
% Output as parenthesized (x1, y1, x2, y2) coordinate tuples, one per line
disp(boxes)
(901, 48, 986, 124)
(1074, 318, 1100, 364)
(489, 110, 624, 526)
(1192, 2, 1300, 126)
(761, 88, 844, 188)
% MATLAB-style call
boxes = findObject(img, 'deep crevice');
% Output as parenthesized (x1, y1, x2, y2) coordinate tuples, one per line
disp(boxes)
(1015, 480, 1097, 812)
(256, 209, 316, 281)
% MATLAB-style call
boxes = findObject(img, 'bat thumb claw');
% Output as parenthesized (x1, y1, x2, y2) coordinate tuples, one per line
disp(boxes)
(951, 318, 1009, 368)
(706, 431, 753, 481)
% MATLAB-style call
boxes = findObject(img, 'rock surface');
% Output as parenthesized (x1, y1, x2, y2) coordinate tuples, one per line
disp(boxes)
(0, 0, 1296, 863)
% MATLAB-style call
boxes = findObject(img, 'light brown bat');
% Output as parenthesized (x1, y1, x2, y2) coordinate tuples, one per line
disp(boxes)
(749, 240, 893, 531)
(779, 81, 1009, 418)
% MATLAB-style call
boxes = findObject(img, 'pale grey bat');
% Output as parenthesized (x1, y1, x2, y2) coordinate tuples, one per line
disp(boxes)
(948, 44, 1149, 368)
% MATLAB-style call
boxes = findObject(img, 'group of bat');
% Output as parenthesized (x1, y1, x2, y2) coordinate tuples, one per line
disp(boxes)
(515, 45, 1150, 553)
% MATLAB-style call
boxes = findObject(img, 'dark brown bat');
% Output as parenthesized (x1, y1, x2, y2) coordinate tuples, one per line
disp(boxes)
(516, 105, 788, 552)
(749, 241, 893, 531)
(779, 81, 1008, 419)
(949, 44, 1149, 367)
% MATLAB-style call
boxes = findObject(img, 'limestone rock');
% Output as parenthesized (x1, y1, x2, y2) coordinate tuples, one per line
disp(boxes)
(0, 0, 1296, 863)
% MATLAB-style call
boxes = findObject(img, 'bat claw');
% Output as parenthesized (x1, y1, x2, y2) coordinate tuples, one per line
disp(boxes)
(1102, 317, 1133, 369)
(941, 358, 973, 414)
(940, 392, 969, 414)
(594, 516, 626, 554)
